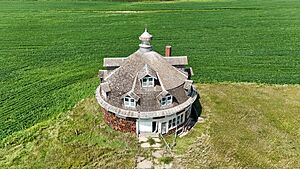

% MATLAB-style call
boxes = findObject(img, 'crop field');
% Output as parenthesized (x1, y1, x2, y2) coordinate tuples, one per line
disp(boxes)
(0, 0, 299, 139)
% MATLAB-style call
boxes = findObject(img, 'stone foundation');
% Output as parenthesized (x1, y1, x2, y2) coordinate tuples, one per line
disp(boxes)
(101, 107, 136, 133)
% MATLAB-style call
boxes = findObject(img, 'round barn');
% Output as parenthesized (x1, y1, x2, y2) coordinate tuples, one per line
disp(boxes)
(96, 29, 199, 136)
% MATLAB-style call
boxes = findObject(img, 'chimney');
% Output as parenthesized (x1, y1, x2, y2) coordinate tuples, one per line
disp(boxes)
(165, 45, 172, 57)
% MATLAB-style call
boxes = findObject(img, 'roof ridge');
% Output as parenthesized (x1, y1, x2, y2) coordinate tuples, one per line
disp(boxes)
(130, 73, 139, 92)
(142, 51, 188, 81)
(156, 72, 166, 92)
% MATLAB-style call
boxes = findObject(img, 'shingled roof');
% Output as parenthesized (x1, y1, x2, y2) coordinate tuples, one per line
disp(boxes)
(137, 64, 157, 80)
(103, 56, 188, 68)
(97, 29, 196, 113)
(105, 51, 187, 91)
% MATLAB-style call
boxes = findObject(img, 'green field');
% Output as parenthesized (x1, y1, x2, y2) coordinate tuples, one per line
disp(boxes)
(172, 83, 300, 168)
(1, 83, 299, 168)
(0, 98, 138, 168)
(1, 0, 300, 141)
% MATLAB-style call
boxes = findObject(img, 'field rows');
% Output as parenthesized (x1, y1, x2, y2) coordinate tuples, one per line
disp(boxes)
(0, 0, 300, 139)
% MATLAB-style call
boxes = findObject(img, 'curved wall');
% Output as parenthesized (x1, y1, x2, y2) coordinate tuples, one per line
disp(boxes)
(101, 107, 136, 133)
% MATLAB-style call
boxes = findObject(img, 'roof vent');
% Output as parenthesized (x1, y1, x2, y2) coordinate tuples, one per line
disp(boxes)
(139, 28, 152, 53)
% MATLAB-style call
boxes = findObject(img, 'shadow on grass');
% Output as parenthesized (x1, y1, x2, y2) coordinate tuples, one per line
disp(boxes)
(186, 93, 202, 131)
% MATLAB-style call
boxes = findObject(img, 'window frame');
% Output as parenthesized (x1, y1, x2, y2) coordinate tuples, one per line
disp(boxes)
(142, 76, 155, 87)
(124, 96, 136, 108)
(160, 95, 173, 106)
(167, 112, 185, 131)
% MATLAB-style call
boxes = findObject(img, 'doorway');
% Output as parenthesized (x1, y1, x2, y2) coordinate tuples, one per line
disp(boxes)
(152, 121, 156, 132)
(139, 120, 152, 133)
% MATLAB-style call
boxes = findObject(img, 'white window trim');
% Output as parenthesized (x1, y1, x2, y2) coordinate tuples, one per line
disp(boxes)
(124, 96, 136, 108)
(167, 112, 185, 131)
(160, 95, 172, 106)
(142, 76, 155, 87)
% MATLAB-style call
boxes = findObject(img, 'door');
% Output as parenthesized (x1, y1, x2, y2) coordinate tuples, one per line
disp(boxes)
(139, 120, 152, 133)
(152, 121, 156, 132)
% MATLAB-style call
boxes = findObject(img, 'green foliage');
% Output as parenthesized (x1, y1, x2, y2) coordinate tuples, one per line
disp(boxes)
(159, 156, 173, 164)
(147, 137, 156, 145)
(174, 83, 300, 168)
(0, 98, 138, 168)
(1, 0, 300, 140)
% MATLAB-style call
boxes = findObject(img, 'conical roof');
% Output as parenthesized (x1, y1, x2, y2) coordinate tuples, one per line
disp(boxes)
(105, 50, 187, 93)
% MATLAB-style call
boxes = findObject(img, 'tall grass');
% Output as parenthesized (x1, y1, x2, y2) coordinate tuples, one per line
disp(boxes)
(0, 98, 138, 168)
(174, 83, 300, 168)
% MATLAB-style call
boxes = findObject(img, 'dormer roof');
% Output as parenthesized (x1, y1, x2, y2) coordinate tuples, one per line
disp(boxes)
(137, 64, 157, 80)
(156, 90, 170, 100)
(121, 91, 140, 101)
(100, 82, 111, 92)
(183, 80, 193, 90)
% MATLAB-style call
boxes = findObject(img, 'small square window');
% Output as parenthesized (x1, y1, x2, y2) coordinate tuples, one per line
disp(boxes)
(142, 76, 155, 87)
(161, 95, 172, 106)
(124, 96, 135, 108)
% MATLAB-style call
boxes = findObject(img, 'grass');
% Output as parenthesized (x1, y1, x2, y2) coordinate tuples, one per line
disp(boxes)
(159, 156, 173, 164)
(172, 83, 300, 168)
(147, 137, 156, 145)
(2, 83, 298, 168)
(0, 98, 138, 168)
(1, 0, 300, 142)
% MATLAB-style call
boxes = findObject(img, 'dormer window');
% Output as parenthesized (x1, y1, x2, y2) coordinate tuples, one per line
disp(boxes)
(138, 64, 157, 88)
(142, 76, 154, 87)
(124, 96, 136, 108)
(160, 95, 172, 106)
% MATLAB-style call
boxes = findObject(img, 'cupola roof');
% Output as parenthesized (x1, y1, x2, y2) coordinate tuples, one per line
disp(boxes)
(139, 28, 153, 52)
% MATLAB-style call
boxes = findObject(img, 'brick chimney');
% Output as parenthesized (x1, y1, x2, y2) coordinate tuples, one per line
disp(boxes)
(165, 46, 172, 57)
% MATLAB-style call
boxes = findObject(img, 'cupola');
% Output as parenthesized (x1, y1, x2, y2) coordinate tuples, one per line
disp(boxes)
(139, 28, 153, 53)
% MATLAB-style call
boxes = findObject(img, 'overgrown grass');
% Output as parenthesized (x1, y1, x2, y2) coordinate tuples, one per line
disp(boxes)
(173, 83, 300, 168)
(1, 83, 299, 168)
(1, 0, 299, 140)
(159, 156, 173, 164)
(147, 137, 156, 145)
(0, 98, 138, 168)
